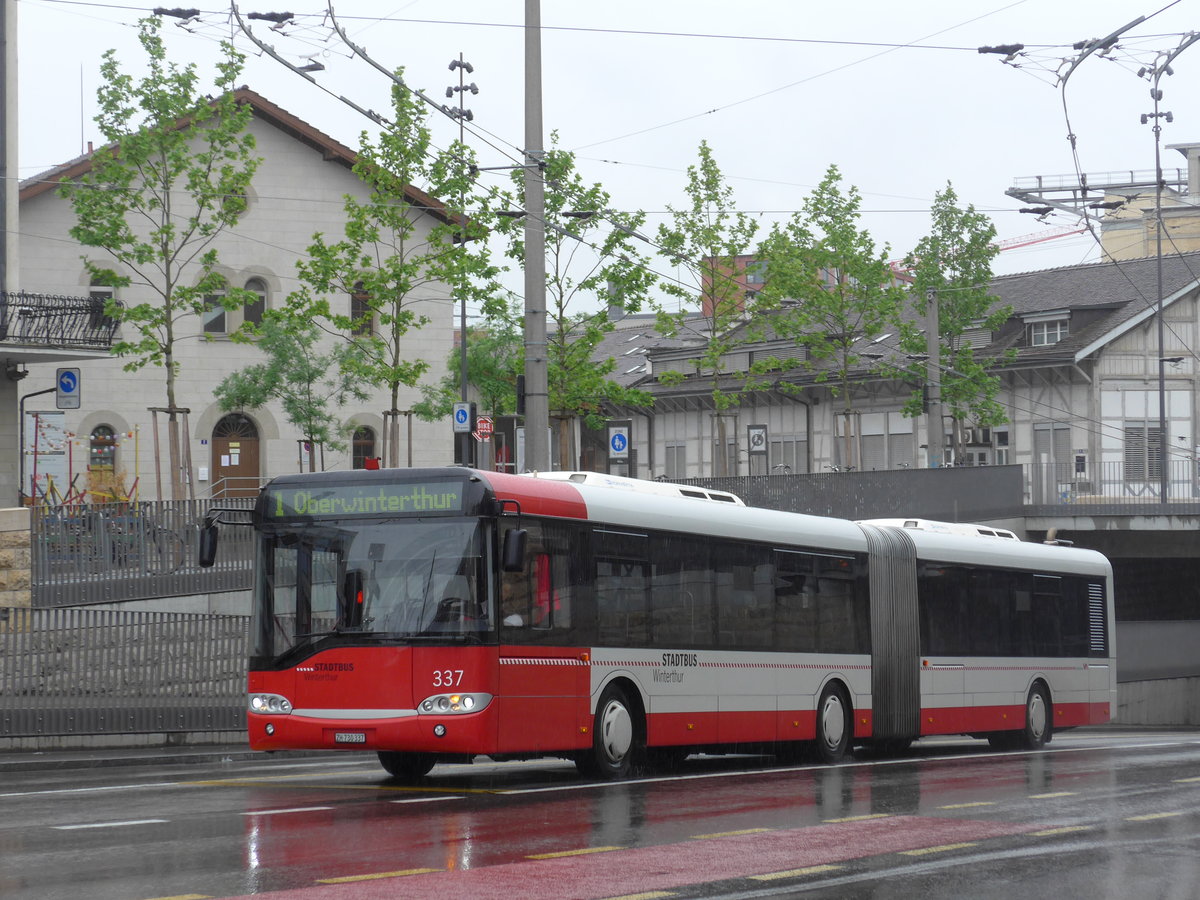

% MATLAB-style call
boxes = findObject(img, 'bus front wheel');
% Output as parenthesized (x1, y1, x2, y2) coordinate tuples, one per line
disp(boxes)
(577, 684, 641, 779)
(814, 684, 852, 764)
(378, 751, 437, 781)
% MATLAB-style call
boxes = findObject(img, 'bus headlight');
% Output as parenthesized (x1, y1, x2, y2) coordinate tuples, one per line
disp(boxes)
(418, 692, 491, 715)
(248, 693, 293, 715)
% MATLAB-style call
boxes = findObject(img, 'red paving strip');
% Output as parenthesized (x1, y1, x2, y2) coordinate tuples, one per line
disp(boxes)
(213, 815, 1046, 900)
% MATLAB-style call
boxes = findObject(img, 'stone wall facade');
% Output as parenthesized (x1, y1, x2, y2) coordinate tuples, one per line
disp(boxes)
(0, 507, 30, 608)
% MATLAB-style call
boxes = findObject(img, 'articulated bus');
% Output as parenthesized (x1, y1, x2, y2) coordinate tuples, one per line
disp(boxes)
(202, 467, 1115, 780)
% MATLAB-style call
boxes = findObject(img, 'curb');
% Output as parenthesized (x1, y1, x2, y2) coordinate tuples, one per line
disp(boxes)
(0, 746, 347, 773)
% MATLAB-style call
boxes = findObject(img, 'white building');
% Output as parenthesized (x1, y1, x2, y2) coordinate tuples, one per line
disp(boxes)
(598, 252, 1200, 505)
(16, 89, 456, 501)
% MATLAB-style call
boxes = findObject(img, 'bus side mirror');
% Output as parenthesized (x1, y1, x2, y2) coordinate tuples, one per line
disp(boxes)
(198, 519, 219, 568)
(502, 528, 527, 573)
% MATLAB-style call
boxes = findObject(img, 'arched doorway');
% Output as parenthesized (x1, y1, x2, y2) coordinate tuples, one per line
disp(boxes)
(211, 413, 260, 498)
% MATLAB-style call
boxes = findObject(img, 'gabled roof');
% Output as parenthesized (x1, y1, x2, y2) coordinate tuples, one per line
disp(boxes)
(19, 86, 459, 227)
(988, 251, 1200, 364)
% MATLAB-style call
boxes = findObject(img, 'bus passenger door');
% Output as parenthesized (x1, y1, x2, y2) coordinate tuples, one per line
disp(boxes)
(496, 541, 590, 754)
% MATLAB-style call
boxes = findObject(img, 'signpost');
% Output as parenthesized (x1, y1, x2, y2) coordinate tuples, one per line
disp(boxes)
(56, 368, 81, 410)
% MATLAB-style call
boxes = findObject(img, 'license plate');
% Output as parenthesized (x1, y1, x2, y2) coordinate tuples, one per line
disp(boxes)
(334, 732, 366, 744)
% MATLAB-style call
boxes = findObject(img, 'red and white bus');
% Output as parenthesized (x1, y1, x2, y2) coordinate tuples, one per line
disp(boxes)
(204, 466, 1115, 780)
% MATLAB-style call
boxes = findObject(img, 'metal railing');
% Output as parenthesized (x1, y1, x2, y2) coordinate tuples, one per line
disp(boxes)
(1023, 459, 1200, 516)
(0, 606, 247, 737)
(0, 290, 121, 349)
(31, 499, 255, 608)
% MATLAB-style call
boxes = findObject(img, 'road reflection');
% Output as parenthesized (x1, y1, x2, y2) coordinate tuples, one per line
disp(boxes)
(232, 740, 1127, 890)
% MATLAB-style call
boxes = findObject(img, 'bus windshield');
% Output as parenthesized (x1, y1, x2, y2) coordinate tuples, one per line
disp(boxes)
(252, 517, 490, 663)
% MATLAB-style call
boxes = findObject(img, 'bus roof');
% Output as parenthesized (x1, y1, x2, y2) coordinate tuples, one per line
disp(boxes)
(857, 518, 1019, 540)
(523, 471, 745, 505)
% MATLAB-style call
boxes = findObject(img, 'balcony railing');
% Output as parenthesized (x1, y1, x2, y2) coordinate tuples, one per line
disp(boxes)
(0, 290, 120, 350)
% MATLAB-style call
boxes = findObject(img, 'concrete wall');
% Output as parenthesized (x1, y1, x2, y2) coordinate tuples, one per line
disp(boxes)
(1118, 677, 1200, 726)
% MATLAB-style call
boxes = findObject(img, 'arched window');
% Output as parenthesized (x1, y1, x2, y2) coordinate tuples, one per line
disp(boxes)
(350, 282, 372, 336)
(202, 291, 227, 334)
(88, 278, 117, 331)
(89, 425, 117, 470)
(352, 426, 377, 469)
(244, 277, 267, 326)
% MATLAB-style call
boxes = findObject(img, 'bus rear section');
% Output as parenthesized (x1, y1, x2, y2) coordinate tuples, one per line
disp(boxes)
(862, 522, 1115, 751)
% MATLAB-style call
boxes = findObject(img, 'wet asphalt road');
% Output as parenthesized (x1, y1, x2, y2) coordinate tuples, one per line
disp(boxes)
(1, 729, 1197, 900)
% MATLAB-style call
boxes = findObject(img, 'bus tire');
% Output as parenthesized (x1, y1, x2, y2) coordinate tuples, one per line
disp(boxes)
(577, 683, 641, 779)
(814, 683, 852, 764)
(378, 751, 437, 780)
(1018, 682, 1052, 750)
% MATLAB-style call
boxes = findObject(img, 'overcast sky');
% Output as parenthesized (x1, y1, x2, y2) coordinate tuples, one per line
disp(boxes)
(17, 0, 1200, 302)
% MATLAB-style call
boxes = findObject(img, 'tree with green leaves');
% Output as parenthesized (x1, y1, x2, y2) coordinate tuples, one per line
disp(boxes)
(413, 299, 524, 420)
(213, 317, 369, 470)
(756, 165, 904, 471)
(898, 182, 1012, 464)
(496, 135, 656, 469)
(287, 75, 502, 467)
(655, 141, 760, 476)
(59, 16, 260, 498)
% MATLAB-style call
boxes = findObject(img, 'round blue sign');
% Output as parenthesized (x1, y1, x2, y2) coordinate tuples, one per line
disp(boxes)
(454, 408, 468, 424)
(610, 432, 627, 453)
(58, 371, 78, 393)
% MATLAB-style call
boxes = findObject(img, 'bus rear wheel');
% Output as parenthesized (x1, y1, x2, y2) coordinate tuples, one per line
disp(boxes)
(813, 683, 852, 764)
(378, 751, 437, 780)
(1017, 683, 1052, 750)
(577, 684, 642, 779)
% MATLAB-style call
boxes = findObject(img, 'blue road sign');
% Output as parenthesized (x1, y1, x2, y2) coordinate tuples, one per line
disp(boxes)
(609, 429, 629, 457)
(452, 401, 471, 434)
(56, 368, 81, 410)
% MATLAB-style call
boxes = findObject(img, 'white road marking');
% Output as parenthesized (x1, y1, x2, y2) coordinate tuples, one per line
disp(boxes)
(53, 818, 169, 830)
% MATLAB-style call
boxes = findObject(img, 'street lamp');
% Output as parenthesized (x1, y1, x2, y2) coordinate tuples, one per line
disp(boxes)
(447, 54, 476, 467)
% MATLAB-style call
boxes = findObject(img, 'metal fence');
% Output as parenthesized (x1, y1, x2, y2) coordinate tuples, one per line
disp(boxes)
(31, 499, 256, 608)
(1023, 459, 1200, 516)
(680, 464, 1027, 522)
(681, 462, 1200, 521)
(0, 606, 247, 737)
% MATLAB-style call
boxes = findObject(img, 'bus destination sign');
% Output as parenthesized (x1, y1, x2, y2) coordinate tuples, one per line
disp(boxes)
(266, 482, 466, 518)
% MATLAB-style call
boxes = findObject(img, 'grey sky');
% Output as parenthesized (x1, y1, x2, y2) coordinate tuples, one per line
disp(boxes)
(17, 0, 1200, 292)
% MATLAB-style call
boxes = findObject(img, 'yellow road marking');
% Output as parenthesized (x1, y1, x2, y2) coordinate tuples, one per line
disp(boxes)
(900, 842, 978, 856)
(937, 801, 995, 810)
(317, 868, 440, 883)
(1030, 792, 1077, 799)
(602, 893, 677, 900)
(1127, 811, 1185, 821)
(824, 813, 892, 823)
(528, 846, 624, 859)
(692, 828, 770, 839)
(1174, 777, 1200, 784)
(1032, 826, 1092, 836)
(751, 864, 842, 881)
